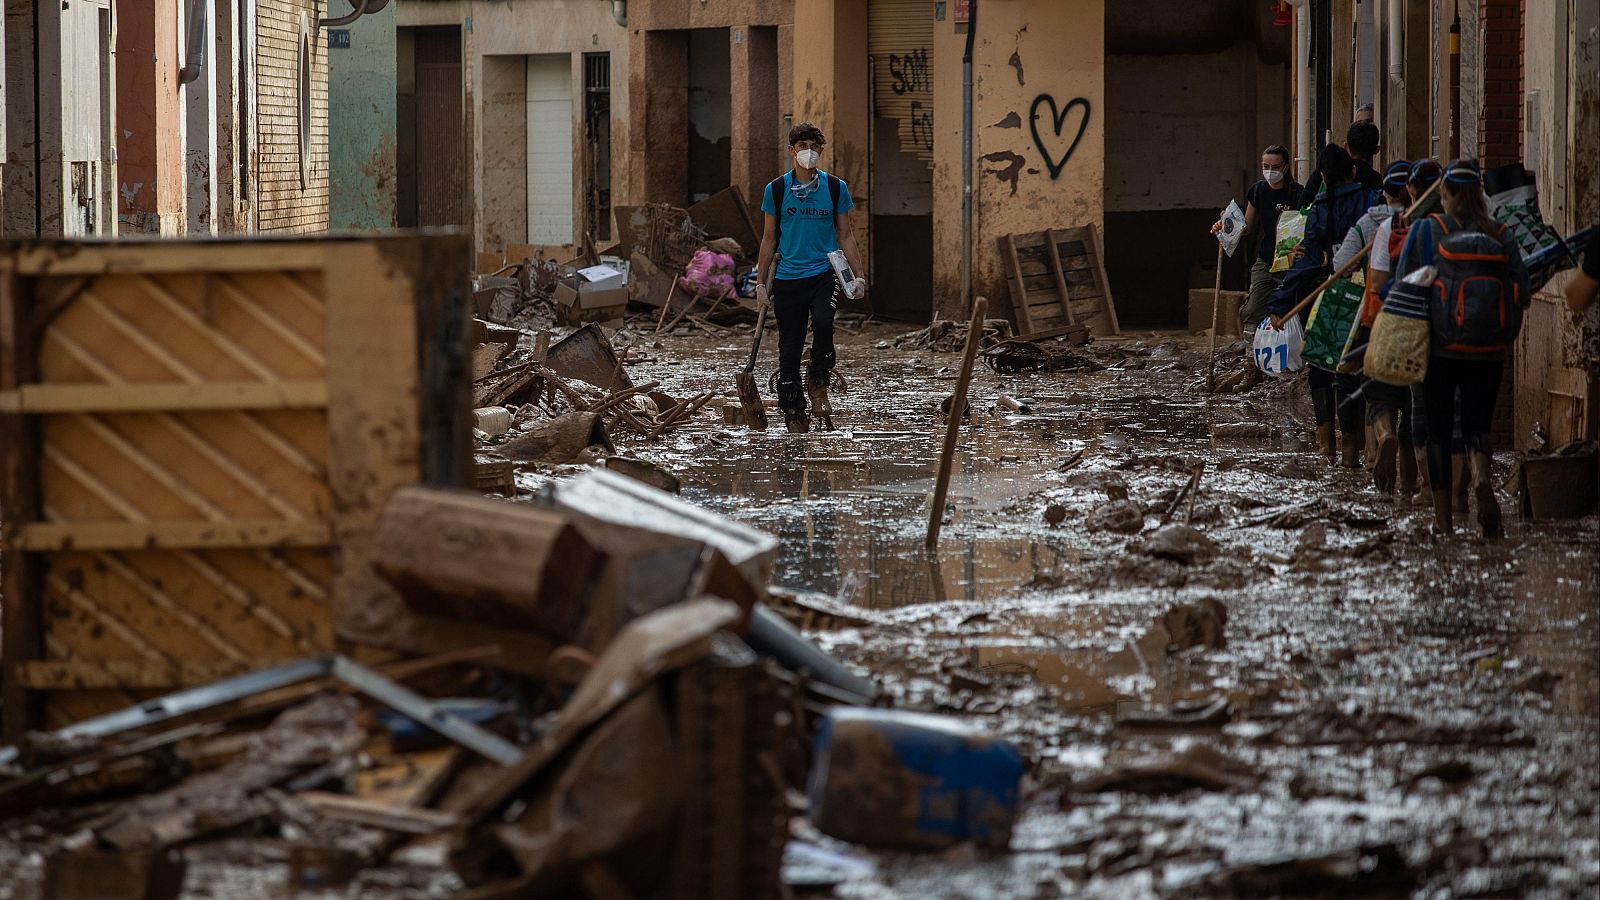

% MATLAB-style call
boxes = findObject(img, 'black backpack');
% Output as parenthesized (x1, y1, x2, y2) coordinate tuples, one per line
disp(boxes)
(1423, 213, 1525, 355)
(767, 172, 842, 257)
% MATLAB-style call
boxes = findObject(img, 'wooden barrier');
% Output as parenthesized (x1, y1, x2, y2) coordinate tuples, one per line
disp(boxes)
(0, 234, 471, 735)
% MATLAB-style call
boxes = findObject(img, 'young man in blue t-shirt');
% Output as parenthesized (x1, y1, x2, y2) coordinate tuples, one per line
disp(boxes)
(756, 122, 866, 433)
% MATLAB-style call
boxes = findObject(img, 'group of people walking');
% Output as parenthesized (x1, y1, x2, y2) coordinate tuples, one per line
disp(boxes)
(1222, 119, 1598, 538)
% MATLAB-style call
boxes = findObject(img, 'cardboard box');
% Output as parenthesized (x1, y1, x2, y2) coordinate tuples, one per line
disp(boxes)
(1189, 289, 1248, 335)
(554, 261, 630, 325)
(506, 242, 580, 266)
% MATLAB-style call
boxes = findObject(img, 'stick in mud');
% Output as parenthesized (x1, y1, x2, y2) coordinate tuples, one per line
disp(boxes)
(1206, 242, 1225, 395)
(927, 295, 988, 550)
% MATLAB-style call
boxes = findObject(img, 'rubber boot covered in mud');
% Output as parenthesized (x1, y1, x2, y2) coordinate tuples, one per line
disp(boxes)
(807, 377, 834, 431)
(1396, 441, 1419, 499)
(1427, 442, 1454, 534)
(1373, 411, 1400, 493)
(1337, 391, 1364, 469)
(1312, 389, 1338, 464)
(1470, 448, 1502, 538)
(1451, 453, 1470, 513)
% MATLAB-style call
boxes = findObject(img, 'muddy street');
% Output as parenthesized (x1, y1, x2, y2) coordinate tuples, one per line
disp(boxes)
(616, 322, 1599, 898)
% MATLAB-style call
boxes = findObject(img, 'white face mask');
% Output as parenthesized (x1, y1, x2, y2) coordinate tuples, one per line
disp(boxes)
(796, 149, 820, 169)
(1263, 168, 1285, 185)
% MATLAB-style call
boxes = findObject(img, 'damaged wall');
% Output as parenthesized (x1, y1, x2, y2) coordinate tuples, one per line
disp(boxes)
(792, 0, 869, 274)
(929, 1, 1106, 321)
(329, 0, 398, 230)
(402, 0, 631, 252)
(1103, 36, 1290, 327)
(115, 0, 186, 235)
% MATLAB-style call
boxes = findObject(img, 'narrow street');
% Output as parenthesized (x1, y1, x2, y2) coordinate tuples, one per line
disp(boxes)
(622, 323, 1599, 897)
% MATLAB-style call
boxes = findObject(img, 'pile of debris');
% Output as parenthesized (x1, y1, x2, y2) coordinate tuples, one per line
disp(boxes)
(0, 472, 1023, 897)
(982, 324, 1098, 374)
(895, 317, 1014, 352)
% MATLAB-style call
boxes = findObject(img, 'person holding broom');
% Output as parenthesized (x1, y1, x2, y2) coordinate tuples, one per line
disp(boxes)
(755, 123, 866, 434)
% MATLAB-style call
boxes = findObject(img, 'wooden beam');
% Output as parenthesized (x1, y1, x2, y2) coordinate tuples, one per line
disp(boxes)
(0, 243, 329, 276)
(1087, 224, 1122, 335)
(1, 269, 44, 741)
(17, 519, 331, 551)
(1043, 229, 1079, 326)
(0, 380, 328, 413)
(1002, 235, 1036, 333)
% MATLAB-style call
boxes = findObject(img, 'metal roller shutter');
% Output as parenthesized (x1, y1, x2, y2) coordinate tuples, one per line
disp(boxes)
(870, 0, 935, 167)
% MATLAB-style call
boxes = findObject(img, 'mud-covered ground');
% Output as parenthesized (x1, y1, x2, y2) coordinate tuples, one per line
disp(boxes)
(2, 322, 1594, 899)
(628, 323, 1599, 898)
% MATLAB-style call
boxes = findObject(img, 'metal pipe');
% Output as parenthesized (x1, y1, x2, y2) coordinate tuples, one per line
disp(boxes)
(1292, 0, 1313, 184)
(960, 0, 977, 314)
(320, 0, 390, 29)
(611, 0, 627, 27)
(180, 0, 207, 85)
(1388, 0, 1404, 83)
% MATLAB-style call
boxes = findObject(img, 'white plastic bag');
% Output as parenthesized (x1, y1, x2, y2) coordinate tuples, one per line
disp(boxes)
(1251, 316, 1305, 376)
(1216, 200, 1247, 259)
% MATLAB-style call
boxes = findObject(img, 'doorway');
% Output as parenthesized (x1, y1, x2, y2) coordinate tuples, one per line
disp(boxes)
(397, 26, 465, 228)
(868, 0, 935, 322)
(686, 29, 731, 205)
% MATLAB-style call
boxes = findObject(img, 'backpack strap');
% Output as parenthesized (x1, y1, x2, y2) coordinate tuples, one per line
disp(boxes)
(828, 173, 842, 215)
(768, 175, 787, 255)
(1429, 212, 1452, 234)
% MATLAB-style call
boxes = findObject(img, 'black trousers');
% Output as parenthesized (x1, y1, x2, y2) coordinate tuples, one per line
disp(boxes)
(1422, 356, 1503, 485)
(1308, 365, 1362, 429)
(1364, 380, 1415, 448)
(773, 271, 839, 414)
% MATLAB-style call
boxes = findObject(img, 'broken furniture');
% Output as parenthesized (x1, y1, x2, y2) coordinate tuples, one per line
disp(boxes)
(1000, 225, 1121, 337)
(0, 234, 471, 738)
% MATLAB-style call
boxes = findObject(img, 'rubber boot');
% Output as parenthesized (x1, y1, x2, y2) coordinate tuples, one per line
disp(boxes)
(1396, 443, 1418, 499)
(807, 379, 833, 431)
(1339, 430, 1363, 469)
(784, 409, 810, 434)
(1471, 451, 1503, 538)
(1311, 388, 1338, 464)
(1451, 453, 1469, 513)
(1336, 392, 1364, 470)
(1427, 443, 1454, 535)
(1372, 412, 1399, 493)
(1316, 424, 1337, 464)
(1414, 448, 1431, 491)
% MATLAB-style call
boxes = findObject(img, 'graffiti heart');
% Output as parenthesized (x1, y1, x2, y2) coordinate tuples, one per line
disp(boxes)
(1028, 94, 1091, 180)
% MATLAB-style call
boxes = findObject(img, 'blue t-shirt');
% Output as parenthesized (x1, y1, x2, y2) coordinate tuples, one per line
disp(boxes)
(761, 170, 855, 280)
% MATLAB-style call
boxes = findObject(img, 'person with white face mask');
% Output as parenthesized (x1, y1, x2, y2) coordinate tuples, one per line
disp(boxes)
(1212, 144, 1301, 335)
(756, 123, 866, 433)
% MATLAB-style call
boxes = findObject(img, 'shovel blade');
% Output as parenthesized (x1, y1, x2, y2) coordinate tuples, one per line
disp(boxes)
(735, 372, 769, 431)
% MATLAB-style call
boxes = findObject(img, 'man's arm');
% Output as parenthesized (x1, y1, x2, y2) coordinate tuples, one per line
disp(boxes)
(756, 212, 778, 303)
(1567, 271, 1599, 313)
(836, 212, 865, 288)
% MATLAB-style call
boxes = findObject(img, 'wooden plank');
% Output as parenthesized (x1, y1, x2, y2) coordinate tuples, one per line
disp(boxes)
(1087, 224, 1122, 335)
(1012, 325, 1089, 342)
(1043, 229, 1079, 327)
(1, 269, 44, 741)
(296, 791, 460, 834)
(18, 519, 332, 551)
(1002, 234, 1037, 333)
(323, 241, 431, 627)
(15, 659, 297, 690)
(2, 243, 329, 276)
(0, 380, 328, 413)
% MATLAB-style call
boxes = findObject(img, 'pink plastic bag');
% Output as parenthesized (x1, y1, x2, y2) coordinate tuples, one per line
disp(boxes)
(678, 249, 736, 298)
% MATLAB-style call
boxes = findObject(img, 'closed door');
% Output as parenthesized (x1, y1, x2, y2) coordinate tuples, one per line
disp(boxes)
(414, 29, 466, 227)
(526, 55, 573, 245)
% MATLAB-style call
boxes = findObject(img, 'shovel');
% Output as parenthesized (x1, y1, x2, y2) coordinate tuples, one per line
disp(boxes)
(735, 301, 770, 430)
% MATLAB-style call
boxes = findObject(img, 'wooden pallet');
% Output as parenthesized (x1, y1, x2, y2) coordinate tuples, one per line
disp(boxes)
(0, 235, 470, 735)
(1000, 225, 1120, 337)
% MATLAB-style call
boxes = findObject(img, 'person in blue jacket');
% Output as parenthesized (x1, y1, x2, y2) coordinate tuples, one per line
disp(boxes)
(1267, 144, 1381, 467)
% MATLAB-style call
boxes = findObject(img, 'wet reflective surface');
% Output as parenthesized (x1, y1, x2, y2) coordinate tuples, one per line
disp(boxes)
(634, 325, 1600, 898)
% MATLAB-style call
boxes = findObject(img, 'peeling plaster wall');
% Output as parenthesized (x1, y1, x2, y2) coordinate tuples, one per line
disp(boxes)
(792, 0, 868, 272)
(930, 1, 1106, 321)
(116, 0, 186, 235)
(329, 0, 397, 230)
(402, 0, 630, 251)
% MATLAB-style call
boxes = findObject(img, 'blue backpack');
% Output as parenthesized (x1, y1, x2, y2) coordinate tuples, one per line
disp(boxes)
(1420, 213, 1524, 355)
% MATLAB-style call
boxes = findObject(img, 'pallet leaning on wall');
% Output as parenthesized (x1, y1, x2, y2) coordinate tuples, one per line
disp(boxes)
(0, 234, 471, 738)
(1000, 225, 1120, 338)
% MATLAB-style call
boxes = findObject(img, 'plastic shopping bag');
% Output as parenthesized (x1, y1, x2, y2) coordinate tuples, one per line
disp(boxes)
(1302, 275, 1364, 371)
(1216, 201, 1248, 259)
(1270, 208, 1308, 273)
(1250, 316, 1305, 376)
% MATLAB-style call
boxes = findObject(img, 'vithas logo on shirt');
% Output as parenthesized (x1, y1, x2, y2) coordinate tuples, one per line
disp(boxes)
(787, 207, 831, 218)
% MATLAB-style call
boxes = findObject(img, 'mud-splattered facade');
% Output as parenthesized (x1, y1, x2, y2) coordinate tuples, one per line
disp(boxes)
(329, 2, 398, 230)
(1, 1, 332, 237)
(395, 0, 634, 255)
